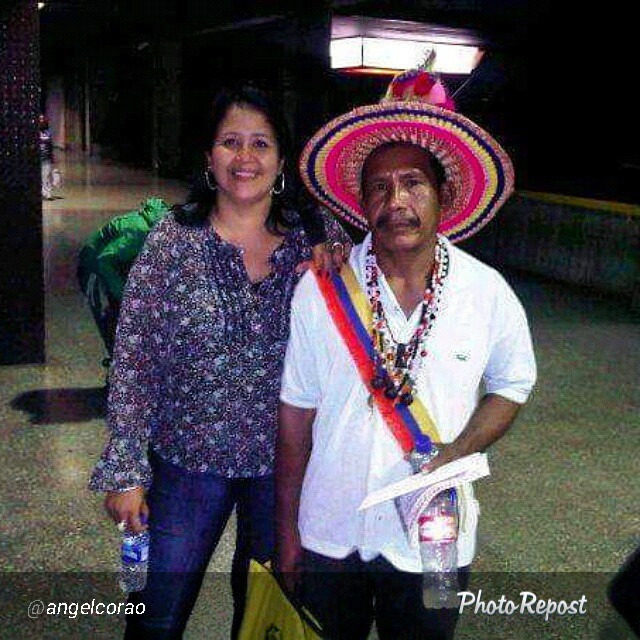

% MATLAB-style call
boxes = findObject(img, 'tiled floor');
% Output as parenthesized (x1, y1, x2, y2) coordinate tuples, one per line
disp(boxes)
(1, 151, 638, 638)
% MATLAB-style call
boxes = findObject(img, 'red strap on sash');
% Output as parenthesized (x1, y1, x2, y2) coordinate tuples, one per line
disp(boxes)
(313, 270, 414, 453)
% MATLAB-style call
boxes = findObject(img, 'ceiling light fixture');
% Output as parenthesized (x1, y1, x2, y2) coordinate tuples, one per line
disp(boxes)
(331, 37, 482, 75)
(330, 16, 484, 76)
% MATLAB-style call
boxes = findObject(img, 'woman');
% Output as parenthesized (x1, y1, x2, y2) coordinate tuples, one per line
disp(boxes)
(89, 84, 350, 639)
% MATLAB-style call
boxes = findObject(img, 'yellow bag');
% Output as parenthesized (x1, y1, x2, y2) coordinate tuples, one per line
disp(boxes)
(238, 560, 325, 640)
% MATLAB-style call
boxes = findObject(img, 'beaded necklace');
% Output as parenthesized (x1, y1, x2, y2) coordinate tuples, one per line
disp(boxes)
(365, 237, 450, 406)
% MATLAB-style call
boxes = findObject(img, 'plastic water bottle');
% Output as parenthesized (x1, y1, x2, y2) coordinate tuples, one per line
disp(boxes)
(418, 488, 459, 609)
(409, 435, 460, 609)
(119, 530, 150, 594)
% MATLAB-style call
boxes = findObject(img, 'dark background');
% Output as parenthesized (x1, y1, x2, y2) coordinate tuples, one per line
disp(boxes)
(37, 0, 639, 204)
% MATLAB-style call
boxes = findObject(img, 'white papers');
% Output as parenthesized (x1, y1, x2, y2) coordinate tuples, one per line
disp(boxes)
(359, 453, 490, 548)
(358, 452, 490, 511)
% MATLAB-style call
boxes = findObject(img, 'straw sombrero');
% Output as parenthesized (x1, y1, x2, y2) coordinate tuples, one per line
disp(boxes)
(300, 68, 514, 243)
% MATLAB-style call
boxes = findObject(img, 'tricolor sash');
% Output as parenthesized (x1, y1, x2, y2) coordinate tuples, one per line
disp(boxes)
(313, 265, 441, 454)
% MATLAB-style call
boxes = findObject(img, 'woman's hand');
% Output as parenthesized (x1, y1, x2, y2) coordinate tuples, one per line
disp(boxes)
(296, 241, 351, 276)
(104, 487, 149, 534)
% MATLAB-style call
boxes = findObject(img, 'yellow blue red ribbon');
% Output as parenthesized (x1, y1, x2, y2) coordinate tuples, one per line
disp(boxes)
(313, 265, 441, 454)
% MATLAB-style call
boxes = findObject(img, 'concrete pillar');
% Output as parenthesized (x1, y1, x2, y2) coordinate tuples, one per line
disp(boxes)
(0, 1, 45, 364)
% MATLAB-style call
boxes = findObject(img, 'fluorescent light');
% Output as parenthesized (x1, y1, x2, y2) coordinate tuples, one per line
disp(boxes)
(331, 38, 363, 68)
(38, 2, 45, 8)
(430, 43, 482, 74)
(331, 37, 482, 75)
(362, 38, 431, 70)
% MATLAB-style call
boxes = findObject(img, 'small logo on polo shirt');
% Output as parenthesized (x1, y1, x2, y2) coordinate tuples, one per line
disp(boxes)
(455, 352, 470, 361)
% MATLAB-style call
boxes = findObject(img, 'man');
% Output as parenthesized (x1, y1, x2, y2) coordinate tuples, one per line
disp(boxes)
(275, 67, 537, 640)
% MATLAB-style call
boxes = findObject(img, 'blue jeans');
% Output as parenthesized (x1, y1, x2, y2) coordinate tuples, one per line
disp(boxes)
(124, 452, 274, 640)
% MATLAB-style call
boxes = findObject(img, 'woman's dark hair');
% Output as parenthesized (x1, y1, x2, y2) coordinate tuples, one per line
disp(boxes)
(174, 83, 296, 231)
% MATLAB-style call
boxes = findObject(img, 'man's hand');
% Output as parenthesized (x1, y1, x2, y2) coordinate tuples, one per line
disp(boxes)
(104, 487, 149, 534)
(275, 402, 315, 597)
(419, 394, 522, 474)
(274, 528, 304, 595)
(418, 441, 463, 474)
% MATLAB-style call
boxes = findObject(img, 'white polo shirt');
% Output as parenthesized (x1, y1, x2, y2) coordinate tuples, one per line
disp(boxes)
(280, 233, 536, 571)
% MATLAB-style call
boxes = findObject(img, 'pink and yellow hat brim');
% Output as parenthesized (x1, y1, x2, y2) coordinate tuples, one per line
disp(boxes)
(300, 101, 514, 243)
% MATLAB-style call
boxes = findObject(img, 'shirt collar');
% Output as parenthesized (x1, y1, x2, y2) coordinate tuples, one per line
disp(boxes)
(352, 232, 457, 286)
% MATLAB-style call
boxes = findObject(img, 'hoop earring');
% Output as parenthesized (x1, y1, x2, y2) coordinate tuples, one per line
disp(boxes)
(272, 172, 285, 195)
(203, 168, 217, 192)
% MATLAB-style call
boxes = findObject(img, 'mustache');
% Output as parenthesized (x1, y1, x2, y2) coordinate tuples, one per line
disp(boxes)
(375, 212, 421, 230)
